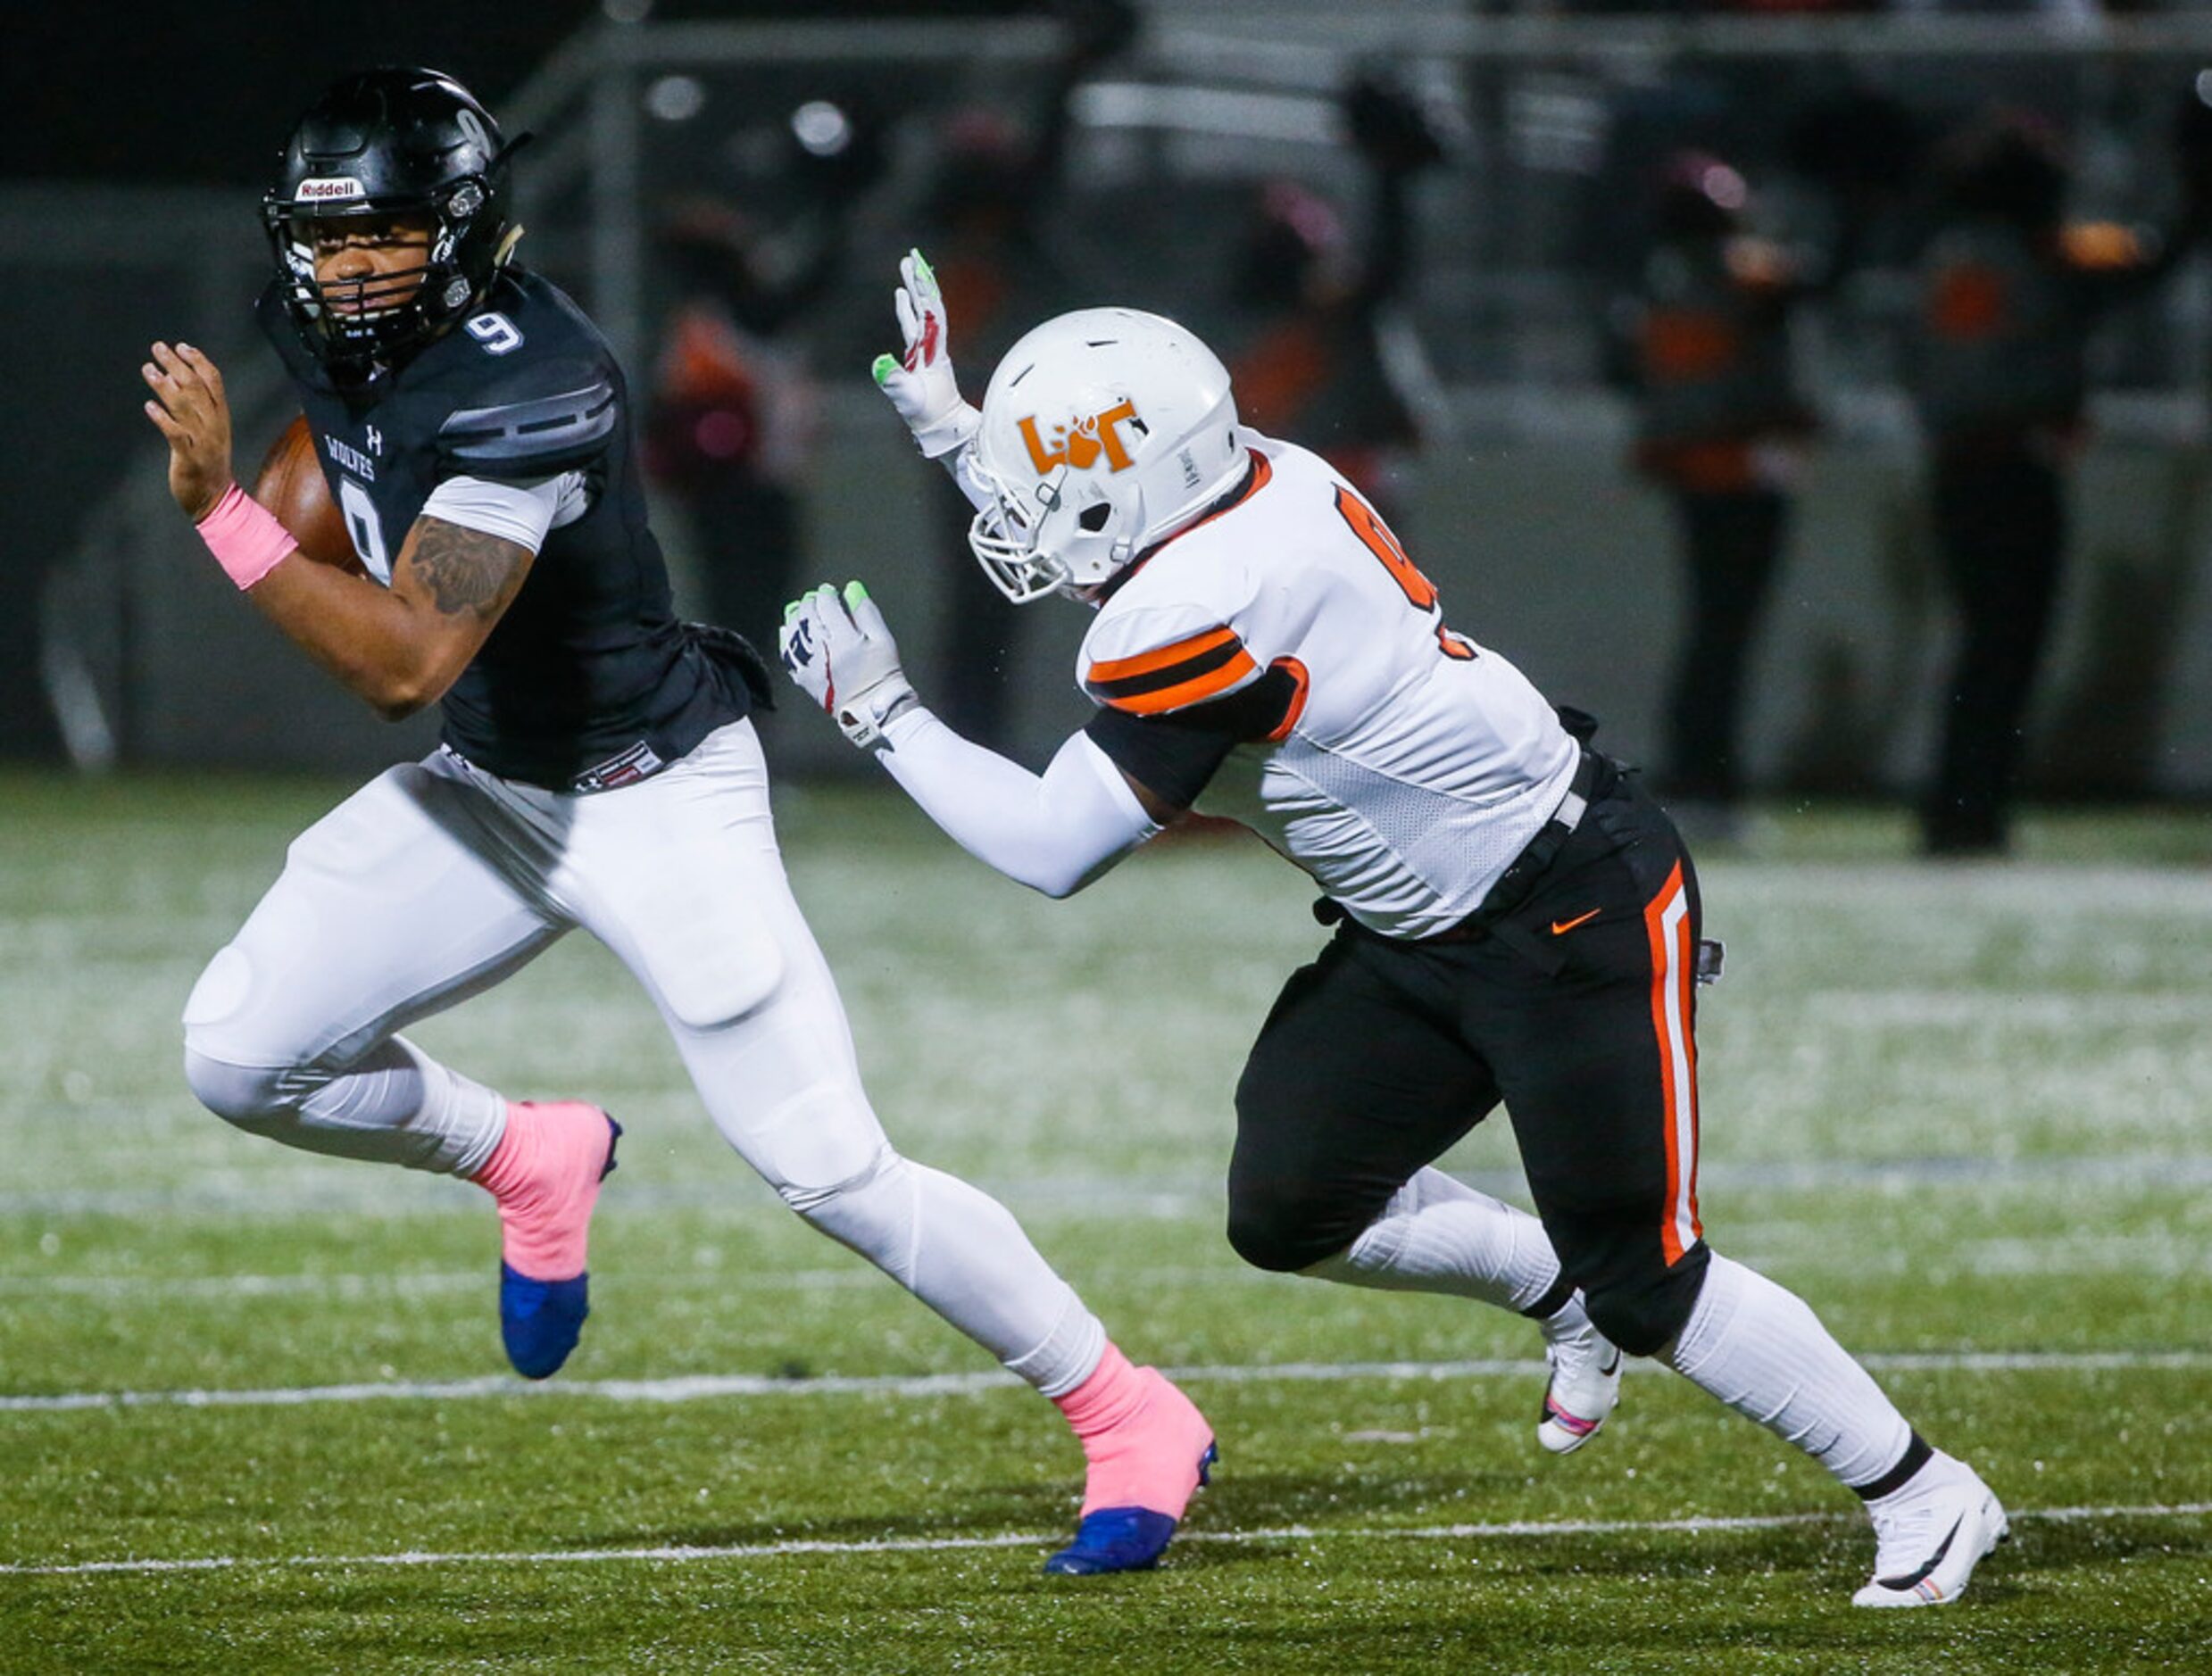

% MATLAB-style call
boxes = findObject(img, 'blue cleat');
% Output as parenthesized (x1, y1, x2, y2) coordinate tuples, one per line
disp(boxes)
(1044, 1443, 1218, 1575)
(499, 1265, 593, 1380)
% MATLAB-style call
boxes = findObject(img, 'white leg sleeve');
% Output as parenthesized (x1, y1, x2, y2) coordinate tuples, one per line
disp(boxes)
(786, 1146, 1106, 1398)
(1298, 1167, 1564, 1314)
(1660, 1252, 1915, 1490)
(183, 1035, 507, 1175)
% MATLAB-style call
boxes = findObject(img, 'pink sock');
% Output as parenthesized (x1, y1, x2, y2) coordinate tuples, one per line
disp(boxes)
(470, 1100, 611, 1281)
(1052, 1342, 1214, 1518)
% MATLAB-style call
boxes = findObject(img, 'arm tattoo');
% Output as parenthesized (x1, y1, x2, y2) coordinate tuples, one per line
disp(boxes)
(407, 516, 528, 619)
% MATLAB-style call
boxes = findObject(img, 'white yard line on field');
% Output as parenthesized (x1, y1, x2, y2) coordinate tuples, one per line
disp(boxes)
(5, 1348, 2208, 1415)
(4, 1499, 2207, 1579)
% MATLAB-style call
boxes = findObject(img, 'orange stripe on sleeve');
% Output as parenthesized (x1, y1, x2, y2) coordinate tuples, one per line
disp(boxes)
(1086, 626, 1241, 686)
(1101, 647, 1260, 715)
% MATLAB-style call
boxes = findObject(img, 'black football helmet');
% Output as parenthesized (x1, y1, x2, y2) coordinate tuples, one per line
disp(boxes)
(262, 67, 523, 380)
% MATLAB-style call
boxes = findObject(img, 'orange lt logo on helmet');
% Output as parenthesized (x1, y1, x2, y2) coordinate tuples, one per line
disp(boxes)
(1018, 399, 1142, 476)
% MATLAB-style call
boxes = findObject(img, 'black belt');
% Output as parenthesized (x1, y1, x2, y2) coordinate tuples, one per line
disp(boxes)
(1313, 749, 1607, 947)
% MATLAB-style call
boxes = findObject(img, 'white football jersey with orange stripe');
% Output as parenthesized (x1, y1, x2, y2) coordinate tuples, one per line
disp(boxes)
(1079, 435, 1580, 940)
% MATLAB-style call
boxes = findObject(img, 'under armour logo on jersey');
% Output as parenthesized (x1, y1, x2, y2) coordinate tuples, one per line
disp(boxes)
(1019, 400, 1143, 476)
(365, 425, 383, 457)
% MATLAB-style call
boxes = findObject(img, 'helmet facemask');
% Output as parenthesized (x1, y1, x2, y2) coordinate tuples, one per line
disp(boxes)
(967, 463, 1142, 603)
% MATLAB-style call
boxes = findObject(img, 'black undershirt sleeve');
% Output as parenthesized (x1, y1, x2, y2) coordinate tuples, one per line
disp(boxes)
(1082, 664, 1302, 811)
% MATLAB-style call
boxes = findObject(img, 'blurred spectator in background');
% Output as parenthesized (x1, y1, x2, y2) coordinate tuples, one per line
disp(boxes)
(1224, 74, 1447, 529)
(908, 0, 1139, 751)
(643, 101, 886, 661)
(1612, 150, 1851, 840)
(1906, 108, 2204, 856)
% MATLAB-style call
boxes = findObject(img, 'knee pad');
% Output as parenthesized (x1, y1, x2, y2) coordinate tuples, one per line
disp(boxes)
(181, 1044, 295, 1133)
(182, 944, 256, 1043)
(1583, 1246, 1711, 1357)
(1227, 1178, 1368, 1274)
(182, 941, 318, 1076)
(779, 1148, 918, 1282)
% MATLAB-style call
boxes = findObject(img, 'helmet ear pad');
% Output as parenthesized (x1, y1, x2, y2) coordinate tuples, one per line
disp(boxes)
(966, 307, 1247, 602)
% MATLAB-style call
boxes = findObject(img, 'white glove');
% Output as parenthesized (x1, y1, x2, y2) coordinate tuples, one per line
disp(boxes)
(871, 249, 980, 460)
(778, 581, 919, 749)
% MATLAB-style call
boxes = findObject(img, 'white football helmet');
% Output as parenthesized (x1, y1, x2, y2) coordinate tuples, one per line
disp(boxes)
(965, 307, 1247, 602)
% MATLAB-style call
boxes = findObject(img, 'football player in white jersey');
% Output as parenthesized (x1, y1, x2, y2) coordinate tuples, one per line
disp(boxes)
(778, 252, 2008, 1607)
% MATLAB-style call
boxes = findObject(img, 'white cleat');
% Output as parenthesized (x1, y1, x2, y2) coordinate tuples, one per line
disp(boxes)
(1852, 1454, 2010, 1607)
(1536, 1297, 1622, 1456)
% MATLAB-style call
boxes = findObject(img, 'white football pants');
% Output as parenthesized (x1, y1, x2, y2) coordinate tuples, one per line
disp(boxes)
(179, 720, 1104, 1395)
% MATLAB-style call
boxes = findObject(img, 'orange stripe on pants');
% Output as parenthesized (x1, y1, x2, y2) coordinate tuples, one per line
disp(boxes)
(1643, 861, 1702, 1264)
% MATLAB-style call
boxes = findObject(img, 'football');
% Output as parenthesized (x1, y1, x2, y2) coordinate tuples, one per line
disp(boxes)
(252, 414, 365, 577)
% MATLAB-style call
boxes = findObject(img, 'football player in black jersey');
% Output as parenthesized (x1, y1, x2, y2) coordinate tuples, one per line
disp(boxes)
(142, 66, 1213, 1577)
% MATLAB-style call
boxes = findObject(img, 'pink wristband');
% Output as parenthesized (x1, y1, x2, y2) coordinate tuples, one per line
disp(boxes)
(194, 483, 297, 590)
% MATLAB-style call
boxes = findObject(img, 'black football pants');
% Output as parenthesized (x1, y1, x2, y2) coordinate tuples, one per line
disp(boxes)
(1227, 765, 1711, 1356)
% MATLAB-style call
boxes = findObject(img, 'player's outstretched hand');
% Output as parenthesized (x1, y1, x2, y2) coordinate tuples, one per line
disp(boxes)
(779, 581, 919, 748)
(870, 250, 980, 460)
(142, 341, 236, 521)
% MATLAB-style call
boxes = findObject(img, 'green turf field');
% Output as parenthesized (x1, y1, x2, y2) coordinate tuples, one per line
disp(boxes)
(2, 769, 2208, 1673)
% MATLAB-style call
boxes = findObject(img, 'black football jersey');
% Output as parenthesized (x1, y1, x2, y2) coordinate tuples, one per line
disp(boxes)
(258, 267, 750, 790)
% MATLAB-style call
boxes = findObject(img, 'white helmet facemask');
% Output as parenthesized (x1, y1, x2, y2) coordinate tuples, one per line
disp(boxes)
(966, 307, 1247, 604)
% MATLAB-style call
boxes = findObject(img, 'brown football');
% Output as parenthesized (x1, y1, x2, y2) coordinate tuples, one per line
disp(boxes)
(253, 414, 365, 577)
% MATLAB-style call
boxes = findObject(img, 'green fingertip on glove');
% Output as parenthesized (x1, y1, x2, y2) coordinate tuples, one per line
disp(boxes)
(844, 580, 872, 609)
(910, 250, 935, 286)
(871, 353, 898, 386)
